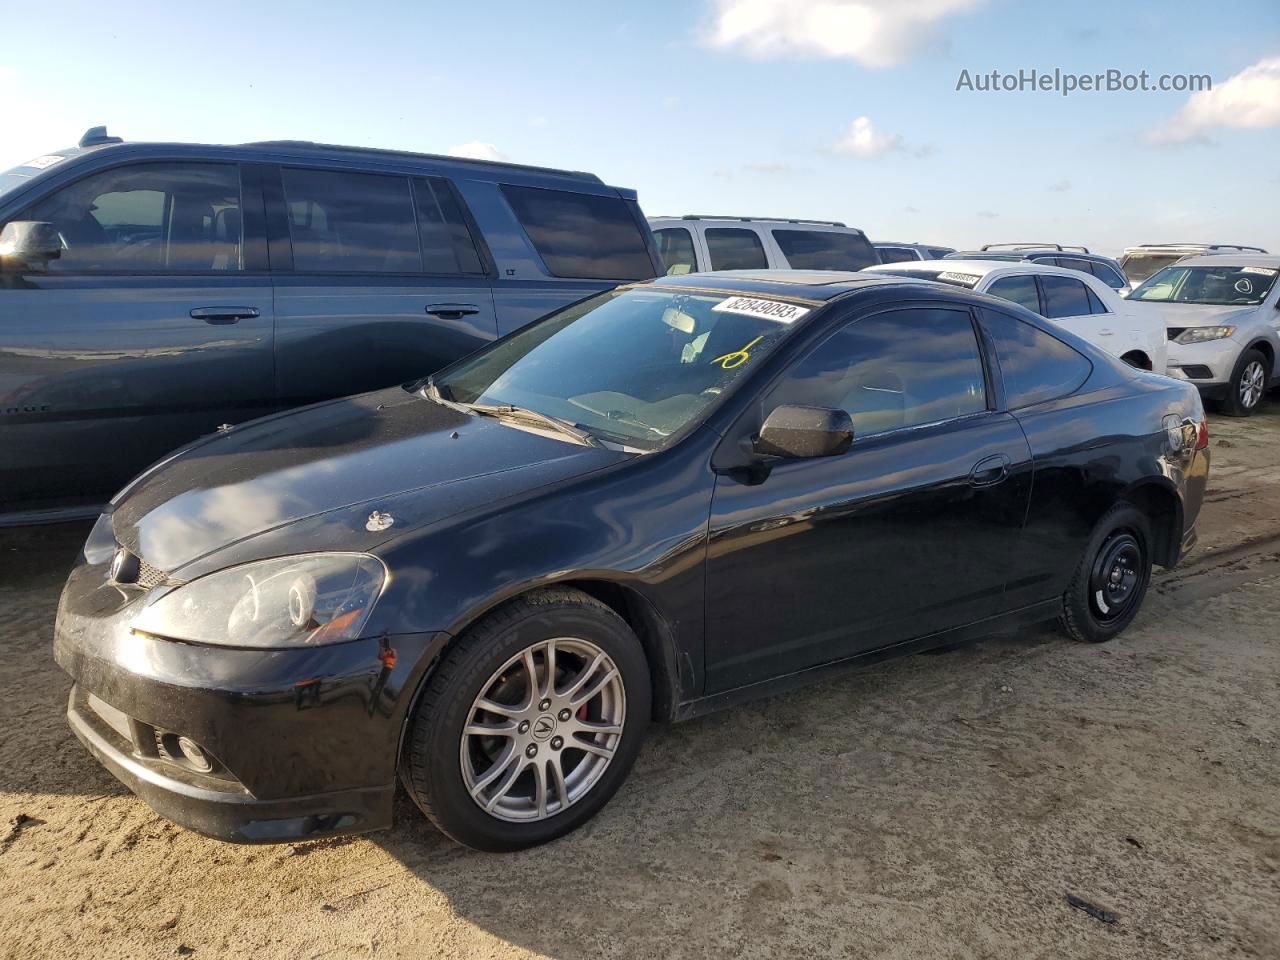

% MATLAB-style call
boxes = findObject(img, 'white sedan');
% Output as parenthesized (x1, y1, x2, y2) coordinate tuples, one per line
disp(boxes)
(864, 259, 1167, 372)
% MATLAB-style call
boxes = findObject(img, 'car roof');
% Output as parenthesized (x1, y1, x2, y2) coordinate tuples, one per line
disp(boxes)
(649, 215, 857, 231)
(638, 269, 931, 302)
(16, 136, 617, 194)
(865, 259, 1105, 281)
(1174, 254, 1280, 268)
(950, 249, 1116, 263)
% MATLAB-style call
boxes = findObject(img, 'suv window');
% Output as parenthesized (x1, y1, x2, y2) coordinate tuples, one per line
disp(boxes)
(282, 168, 421, 272)
(705, 228, 768, 270)
(502, 185, 654, 280)
(981, 309, 1091, 408)
(773, 229, 878, 270)
(414, 177, 487, 275)
(654, 227, 697, 275)
(765, 308, 987, 438)
(986, 274, 1040, 313)
(18, 162, 243, 272)
(1040, 275, 1092, 318)
(1089, 261, 1126, 289)
(876, 246, 919, 264)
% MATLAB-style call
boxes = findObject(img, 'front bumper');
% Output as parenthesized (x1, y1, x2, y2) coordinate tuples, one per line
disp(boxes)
(54, 558, 448, 843)
(1165, 336, 1242, 394)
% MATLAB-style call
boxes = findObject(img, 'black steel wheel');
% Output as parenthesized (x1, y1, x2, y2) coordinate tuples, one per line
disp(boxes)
(1060, 504, 1152, 643)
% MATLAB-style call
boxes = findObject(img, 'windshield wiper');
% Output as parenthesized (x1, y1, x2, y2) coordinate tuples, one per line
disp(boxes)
(421, 379, 602, 447)
(456, 400, 603, 447)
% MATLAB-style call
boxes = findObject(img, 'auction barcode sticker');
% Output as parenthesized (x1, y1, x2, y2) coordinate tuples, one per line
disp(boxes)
(712, 296, 810, 324)
(22, 155, 66, 170)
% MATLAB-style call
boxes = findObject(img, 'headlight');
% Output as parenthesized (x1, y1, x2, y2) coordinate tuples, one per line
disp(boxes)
(83, 512, 116, 565)
(133, 553, 387, 648)
(1175, 325, 1235, 344)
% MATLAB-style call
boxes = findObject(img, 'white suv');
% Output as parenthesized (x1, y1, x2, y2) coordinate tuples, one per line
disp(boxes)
(1128, 254, 1280, 416)
(865, 259, 1167, 373)
(648, 215, 879, 275)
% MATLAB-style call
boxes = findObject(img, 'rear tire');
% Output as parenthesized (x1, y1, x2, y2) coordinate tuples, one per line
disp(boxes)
(1059, 504, 1152, 643)
(401, 588, 650, 851)
(1219, 348, 1269, 417)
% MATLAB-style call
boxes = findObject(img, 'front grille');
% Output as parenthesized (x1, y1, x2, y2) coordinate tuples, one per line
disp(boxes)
(136, 556, 169, 590)
(1167, 328, 1185, 341)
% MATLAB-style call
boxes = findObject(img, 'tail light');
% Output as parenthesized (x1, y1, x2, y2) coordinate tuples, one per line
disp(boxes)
(1195, 414, 1209, 451)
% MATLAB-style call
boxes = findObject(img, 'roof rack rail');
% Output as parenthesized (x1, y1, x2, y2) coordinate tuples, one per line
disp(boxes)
(982, 242, 1065, 251)
(1133, 243, 1268, 253)
(79, 125, 123, 148)
(678, 215, 848, 228)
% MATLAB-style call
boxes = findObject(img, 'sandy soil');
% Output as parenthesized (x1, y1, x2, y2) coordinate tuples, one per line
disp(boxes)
(2, 404, 1279, 960)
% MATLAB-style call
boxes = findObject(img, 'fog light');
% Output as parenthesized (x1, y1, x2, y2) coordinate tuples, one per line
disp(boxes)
(176, 736, 213, 772)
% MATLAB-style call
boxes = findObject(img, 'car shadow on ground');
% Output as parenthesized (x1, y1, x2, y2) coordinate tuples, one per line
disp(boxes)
(364, 624, 1065, 959)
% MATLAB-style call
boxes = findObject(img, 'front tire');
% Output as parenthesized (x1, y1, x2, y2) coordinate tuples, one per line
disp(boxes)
(1219, 348, 1270, 417)
(1059, 504, 1152, 643)
(401, 588, 650, 851)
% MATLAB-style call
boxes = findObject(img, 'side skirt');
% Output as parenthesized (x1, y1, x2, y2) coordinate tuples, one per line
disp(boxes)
(673, 598, 1061, 722)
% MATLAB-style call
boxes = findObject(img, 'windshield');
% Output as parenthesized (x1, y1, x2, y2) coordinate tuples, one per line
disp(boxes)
(0, 170, 35, 205)
(433, 286, 811, 449)
(1131, 264, 1278, 306)
(1120, 252, 1182, 285)
(0, 153, 73, 206)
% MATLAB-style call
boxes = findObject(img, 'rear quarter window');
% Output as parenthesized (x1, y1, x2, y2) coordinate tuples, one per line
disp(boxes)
(981, 308, 1092, 408)
(502, 185, 655, 280)
(773, 229, 878, 270)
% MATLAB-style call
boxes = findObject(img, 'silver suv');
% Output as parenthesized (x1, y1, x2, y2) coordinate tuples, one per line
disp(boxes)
(648, 215, 879, 275)
(1128, 254, 1280, 416)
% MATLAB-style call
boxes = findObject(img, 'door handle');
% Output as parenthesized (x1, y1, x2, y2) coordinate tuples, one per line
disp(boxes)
(425, 303, 480, 320)
(1098, 329, 1115, 336)
(190, 306, 260, 324)
(969, 454, 1010, 487)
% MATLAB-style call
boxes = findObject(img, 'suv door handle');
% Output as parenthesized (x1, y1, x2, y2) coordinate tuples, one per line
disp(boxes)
(426, 303, 480, 320)
(969, 454, 1010, 487)
(190, 306, 260, 324)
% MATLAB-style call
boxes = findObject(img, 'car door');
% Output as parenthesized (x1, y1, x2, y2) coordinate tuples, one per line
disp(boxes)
(703, 305, 1033, 692)
(267, 165, 498, 406)
(0, 159, 275, 517)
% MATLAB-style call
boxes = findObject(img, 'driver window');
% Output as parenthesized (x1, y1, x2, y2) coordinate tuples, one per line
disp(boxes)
(764, 308, 987, 438)
(17, 163, 243, 272)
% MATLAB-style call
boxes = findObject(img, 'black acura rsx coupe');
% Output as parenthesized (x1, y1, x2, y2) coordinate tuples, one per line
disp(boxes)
(55, 270, 1210, 851)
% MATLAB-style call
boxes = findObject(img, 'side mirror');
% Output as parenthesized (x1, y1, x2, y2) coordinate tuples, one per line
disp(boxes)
(0, 221, 62, 268)
(755, 404, 853, 459)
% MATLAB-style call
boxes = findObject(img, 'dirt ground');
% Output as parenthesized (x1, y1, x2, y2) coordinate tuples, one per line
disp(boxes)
(2, 404, 1279, 960)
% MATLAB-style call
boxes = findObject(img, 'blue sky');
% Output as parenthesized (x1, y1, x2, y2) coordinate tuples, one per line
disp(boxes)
(3, 0, 1278, 256)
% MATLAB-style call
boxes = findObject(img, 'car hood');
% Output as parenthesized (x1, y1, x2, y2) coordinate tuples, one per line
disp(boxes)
(1131, 302, 1261, 328)
(111, 387, 629, 573)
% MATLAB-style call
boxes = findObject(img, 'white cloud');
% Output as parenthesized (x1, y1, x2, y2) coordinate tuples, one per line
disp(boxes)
(446, 141, 507, 162)
(1149, 57, 1280, 145)
(833, 116, 902, 158)
(706, 0, 987, 68)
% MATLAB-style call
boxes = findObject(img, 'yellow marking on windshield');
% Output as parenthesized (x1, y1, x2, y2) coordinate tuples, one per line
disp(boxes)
(712, 336, 764, 370)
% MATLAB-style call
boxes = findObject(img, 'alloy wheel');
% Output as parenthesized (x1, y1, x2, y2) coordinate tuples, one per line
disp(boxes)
(460, 637, 626, 822)
(1239, 360, 1266, 410)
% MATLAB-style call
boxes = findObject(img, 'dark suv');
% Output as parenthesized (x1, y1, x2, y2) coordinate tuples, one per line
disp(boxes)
(0, 128, 661, 523)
